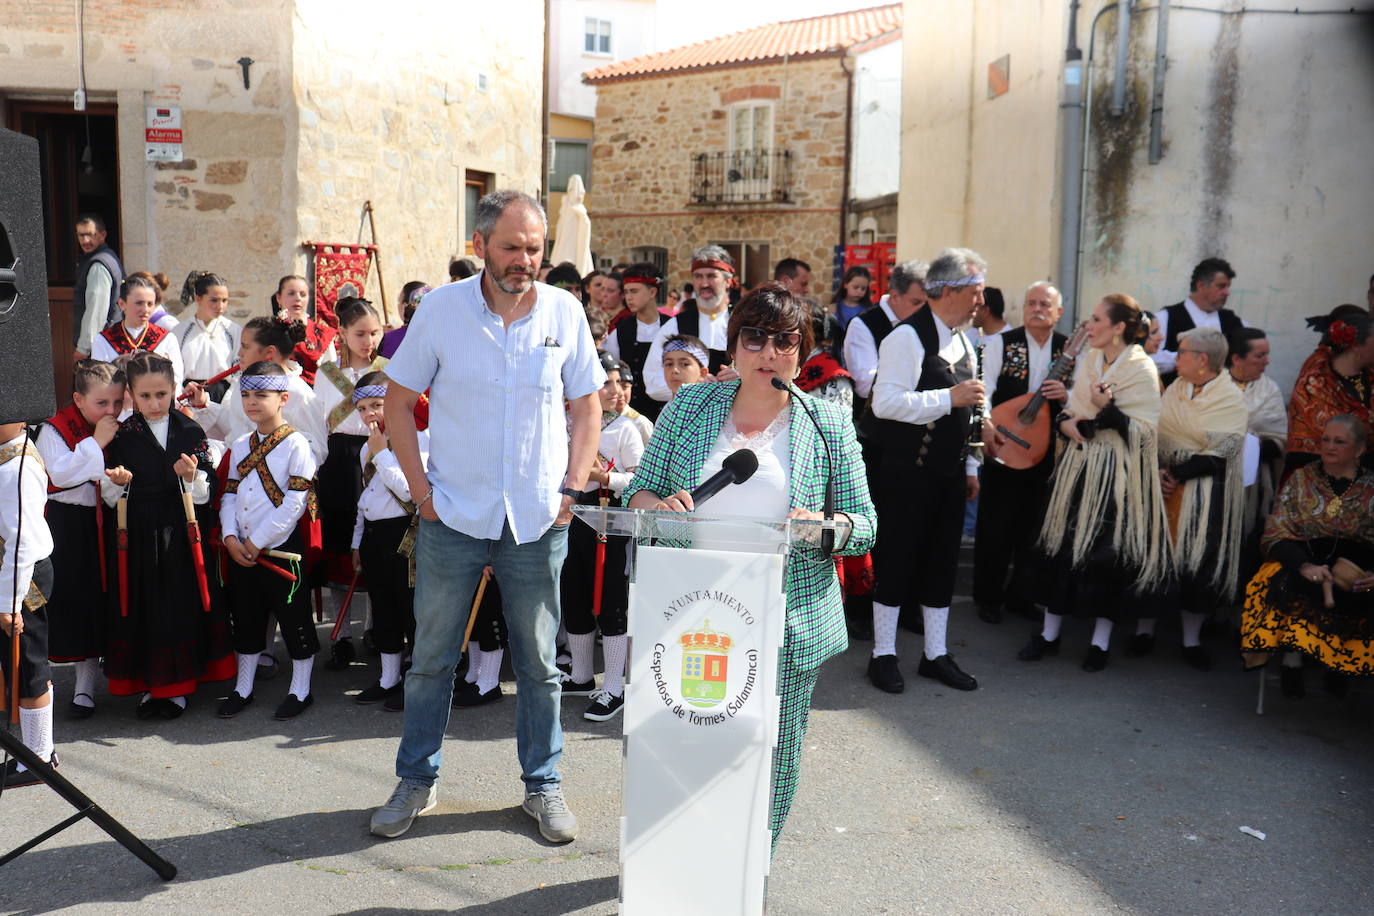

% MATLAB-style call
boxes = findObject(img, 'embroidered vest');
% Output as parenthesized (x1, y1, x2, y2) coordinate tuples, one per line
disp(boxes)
(100, 322, 168, 356)
(991, 327, 1068, 408)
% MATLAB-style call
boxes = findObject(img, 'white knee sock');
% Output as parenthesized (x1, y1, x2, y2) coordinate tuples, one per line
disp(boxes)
(1181, 611, 1206, 648)
(568, 632, 596, 683)
(1136, 618, 1156, 637)
(73, 658, 100, 706)
(477, 648, 504, 693)
(922, 606, 949, 660)
(464, 646, 484, 684)
(1281, 650, 1302, 668)
(235, 652, 260, 697)
(17, 695, 54, 771)
(602, 634, 629, 697)
(1042, 611, 1064, 642)
(379, 652, 403, 689)
(1091, 617, 1114, 651)
(289, 657, 314, 701)
(872, 602, 899, 657)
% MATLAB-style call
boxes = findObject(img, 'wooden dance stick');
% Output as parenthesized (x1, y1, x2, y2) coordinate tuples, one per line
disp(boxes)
(330, 572, 361, 641)
(176, 363, 241, 401)
(116, 493, 130, 618)
(180, 482, 212, 614)
(256, 556, 296, 582)
(460, 569, 491, 654)
(7, 627, 18, 725)
(262, 548, 303, 563)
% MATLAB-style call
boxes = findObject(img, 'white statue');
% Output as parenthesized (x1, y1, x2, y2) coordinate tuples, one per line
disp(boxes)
(550, 174, 593, 277)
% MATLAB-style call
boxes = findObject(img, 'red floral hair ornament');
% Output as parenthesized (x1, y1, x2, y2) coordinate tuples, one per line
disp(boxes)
(1330, 320, 1358, 350)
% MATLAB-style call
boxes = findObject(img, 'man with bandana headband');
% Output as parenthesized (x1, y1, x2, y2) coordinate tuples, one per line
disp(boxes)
(642, 245, 738, 403)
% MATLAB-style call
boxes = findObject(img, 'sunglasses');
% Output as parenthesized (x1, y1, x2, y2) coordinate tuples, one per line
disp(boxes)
(739, 326, 802, 354)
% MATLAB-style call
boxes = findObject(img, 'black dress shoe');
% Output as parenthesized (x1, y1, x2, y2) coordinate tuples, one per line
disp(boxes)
(255, 654, 280, 681)
(135, 696, 161, 720)
(867, 654, 905, 694)
(452, 681, 504, 708)
(217, 691, 254, 718)
(917, 654, 978, 690)
(355, 682, 403, 705)
(273, 693, 314, 720)
(1017, 634, 1060, 661)
(67, 694, 96, 720)
(1181, 645, 1212, 671)
(1081, 645, 1110, 672)
(1280, 666, 1305, 698)
(324, 638, 356, 671)
(158, 699, 186, 720)
(977, 605, 1003, 624)
(384, 687, 406, 712)
(1124, 633, 1156, 658)
(1, 751, 58, 789)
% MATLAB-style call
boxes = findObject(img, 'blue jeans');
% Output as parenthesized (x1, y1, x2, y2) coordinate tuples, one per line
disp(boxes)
(395, 517, 569, 792)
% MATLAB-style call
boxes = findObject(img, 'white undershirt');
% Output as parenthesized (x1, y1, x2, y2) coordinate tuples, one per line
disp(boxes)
(693, 409, 791, 552)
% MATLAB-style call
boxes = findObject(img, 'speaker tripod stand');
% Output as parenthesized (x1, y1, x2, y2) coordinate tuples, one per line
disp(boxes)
(0, 726, 176, 879)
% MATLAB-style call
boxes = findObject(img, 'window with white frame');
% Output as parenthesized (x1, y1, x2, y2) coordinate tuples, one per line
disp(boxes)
(584, 18, 612, 55)
(728, 102, 772, 154)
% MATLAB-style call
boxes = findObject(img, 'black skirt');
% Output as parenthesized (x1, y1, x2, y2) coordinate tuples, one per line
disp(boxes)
(318, 433, 368, 557)
(45, 500, 107, 661)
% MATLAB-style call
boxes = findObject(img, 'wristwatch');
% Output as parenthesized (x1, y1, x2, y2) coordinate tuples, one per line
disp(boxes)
(559, 486, 582, 501)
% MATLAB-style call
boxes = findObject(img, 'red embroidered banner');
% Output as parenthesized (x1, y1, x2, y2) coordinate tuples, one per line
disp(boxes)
(305, 242, 374, 330)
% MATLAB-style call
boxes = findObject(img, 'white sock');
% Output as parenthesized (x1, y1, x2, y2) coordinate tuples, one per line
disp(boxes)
(380, 652, 403, 689)
(464, 646, 484, 684)
(477, 647, 503, 693)
(289, 657, 314, 701)
(18, 696, 54, 771)
(1091, 617, 1113, 651)
(1181, 611, 1206, 648)
(922, 605, 949, 660)
(602, 634, 629, 697)
(872, 602, 899, 657)
(1136, 618, 1156, 637)
(568, 632, 596, 684)
(168, 696, 187, 709)
(1042, 611, 1064, 642)
(1282, 651, 1302, 669)
(73, 658, 100, 706)
(235, 652, 260, 697)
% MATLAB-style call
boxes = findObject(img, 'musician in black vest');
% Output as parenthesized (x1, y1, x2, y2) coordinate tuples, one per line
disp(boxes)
(602, 262, 669, 420)
(973, 282, 1072, 624)
(844, 260, 928, 420)
(72, 213, 125, 360)
(643, 245, 737, 402)
(1152, 257, 1245, 386)
(863, 248, 987, 693)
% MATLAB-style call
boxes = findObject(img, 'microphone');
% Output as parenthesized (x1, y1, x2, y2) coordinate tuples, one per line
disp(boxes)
(771, 376, 837, 553)
(690, 448, 759, 507)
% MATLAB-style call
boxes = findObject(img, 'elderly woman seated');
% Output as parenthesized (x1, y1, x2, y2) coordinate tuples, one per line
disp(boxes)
(1241, 415, 1374, 697)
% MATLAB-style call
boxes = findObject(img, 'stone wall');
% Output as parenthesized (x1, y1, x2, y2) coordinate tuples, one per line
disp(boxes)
(588, 57, 849, 289)
(2, 0, 299, 325)
(290, 0, 545, 322)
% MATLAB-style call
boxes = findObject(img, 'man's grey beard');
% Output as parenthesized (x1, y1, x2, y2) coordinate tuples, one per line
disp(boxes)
(697, 287, 722, 305)
(488, 261, 533, 295)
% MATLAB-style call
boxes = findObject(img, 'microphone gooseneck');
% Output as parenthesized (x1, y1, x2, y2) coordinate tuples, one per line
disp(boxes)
(772, 376, 837, 553)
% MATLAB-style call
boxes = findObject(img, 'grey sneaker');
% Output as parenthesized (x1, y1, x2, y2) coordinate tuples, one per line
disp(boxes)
(522, 786, 578, 842)
(369, 780, 437, 838)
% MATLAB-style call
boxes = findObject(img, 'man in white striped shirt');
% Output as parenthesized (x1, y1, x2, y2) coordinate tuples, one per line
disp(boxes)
(370, 191, 604, 844)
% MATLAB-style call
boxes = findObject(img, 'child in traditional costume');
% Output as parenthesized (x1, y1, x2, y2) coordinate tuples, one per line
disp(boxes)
(0, 419, 59, 787)
(272, 274, 336, 387)
(91, 274, 185, 391)
(36, 360, 125, 718)
(312, 297, 386, 667)
(349, 372, 425, 707)
(172, 271, 242, 403)
(217, 362, 319, 719)
(660, 334, 709, 399)
(102, 352, 233, 718)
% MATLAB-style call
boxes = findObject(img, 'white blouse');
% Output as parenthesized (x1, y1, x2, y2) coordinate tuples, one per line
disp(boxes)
(36, 424, 105, 507)
(692, 408, 792, 553)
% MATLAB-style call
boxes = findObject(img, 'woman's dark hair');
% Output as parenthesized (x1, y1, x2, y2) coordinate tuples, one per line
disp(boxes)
(182, 270, 227, 304)
(124, 351, 176, 388)
(119, 273, 160, 301)
(1227, 327, 1268, 365)
(1101, 293, 1148, 345)
(335, 296, 380, 329)
(726, 283, 815, 360)
(399, 280, 428, 324)
(245, 316, 307, 358)
(73, 358, 125, 395)
(241, 360, 287, 382)
(1307, 305, 1372, 354)
(546, 263, 582, 290)
(449, 258, 476, 281)
(270, 274, 308, 315)
(833, 266, 872, 307)
(356, 369, 389, 390)
(126, 270, 168, 303)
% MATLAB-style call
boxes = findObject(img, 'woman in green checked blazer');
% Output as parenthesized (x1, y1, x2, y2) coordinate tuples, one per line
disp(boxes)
(623, 283, 876, 846)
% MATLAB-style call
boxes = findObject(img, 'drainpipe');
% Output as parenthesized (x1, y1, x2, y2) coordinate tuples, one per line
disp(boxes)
(839, 51, 855, 253)
(1148, 0, 1170, 162)
(1110, 0, 1133, 116)
(540, 0, 551, 206)
(1056, 0, 1085, 326)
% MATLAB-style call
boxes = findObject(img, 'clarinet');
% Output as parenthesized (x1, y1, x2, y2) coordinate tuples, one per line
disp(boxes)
(966, 336, 987, 456)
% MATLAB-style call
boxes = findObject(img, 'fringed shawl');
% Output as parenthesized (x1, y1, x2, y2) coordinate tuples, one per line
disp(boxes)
(1041, 345, 1170, 589)
(1159, 373, 1249, 598)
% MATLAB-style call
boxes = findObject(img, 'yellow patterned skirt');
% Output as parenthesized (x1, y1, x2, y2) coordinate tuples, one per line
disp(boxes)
(1241, 562, 1374, 675)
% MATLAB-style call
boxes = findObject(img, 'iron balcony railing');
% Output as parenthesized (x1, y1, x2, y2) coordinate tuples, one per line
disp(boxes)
(690, 149, 793, 205)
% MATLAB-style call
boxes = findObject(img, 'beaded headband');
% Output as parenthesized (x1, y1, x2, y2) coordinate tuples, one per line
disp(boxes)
(663, 339, 708, 367)
(353, 383, 388, 403)
(923, 272, 986, 291)
(241, 374, 289, 392)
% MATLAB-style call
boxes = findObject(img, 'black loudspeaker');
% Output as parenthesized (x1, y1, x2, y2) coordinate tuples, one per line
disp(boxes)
(0, 128, 56, 423)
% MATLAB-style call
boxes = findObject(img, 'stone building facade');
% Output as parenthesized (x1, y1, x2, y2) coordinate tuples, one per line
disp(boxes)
(3, 0, 542, 394)
(583, 5, 901, 293)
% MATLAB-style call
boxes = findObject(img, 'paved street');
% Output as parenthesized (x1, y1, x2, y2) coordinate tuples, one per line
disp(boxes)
(3, 558, 1372, 915)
